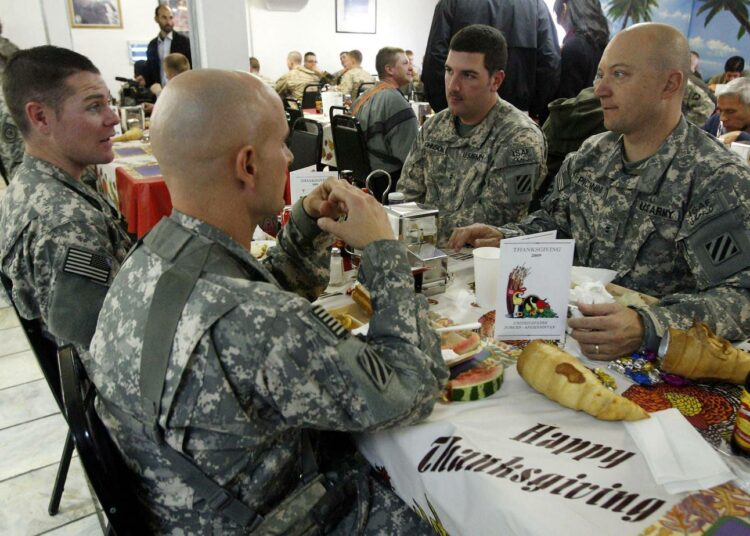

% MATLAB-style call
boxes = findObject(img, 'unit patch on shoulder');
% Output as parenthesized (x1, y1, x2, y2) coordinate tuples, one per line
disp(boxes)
(510, 147, 531, 163)
(704, 233, 740, 265)
(514, 174, 533, 195)
(357, 346, 393, 391)
(310, 304, 348, 339)
(63, 247, 111, 284)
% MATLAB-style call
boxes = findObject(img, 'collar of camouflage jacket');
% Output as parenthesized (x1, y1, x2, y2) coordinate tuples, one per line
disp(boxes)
(601, 116, 686, 195)
(21, 153, 105, 205)
(435, 97, 511, 146)
(169, 209, 277, 284)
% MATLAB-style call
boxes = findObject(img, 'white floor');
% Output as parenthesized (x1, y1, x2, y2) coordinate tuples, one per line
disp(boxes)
(0, 184, 104, 535)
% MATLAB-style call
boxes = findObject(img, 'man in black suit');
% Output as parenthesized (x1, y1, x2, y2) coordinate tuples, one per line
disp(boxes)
(145, 5, 191, 88)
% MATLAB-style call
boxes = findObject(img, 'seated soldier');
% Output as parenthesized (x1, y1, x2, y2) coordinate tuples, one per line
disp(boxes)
(0, 46, 132, 354)
(351, 47, 418, 184)
(337, 49, 372, 98)
(702, 77, 750, 145)
(398, 24, 546, 244)
(449, 23, 750, 360)
(88, 69, 447, 534)
(275, 51, 321, 102)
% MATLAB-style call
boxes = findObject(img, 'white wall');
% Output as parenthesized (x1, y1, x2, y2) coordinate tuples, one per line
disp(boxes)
(248, 0, 440, 81)
(0, 0, 49, 49)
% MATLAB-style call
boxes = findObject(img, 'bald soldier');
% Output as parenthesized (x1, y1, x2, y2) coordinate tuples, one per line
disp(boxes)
(88, 69, 446, 534)
(450, 23, 750, 360)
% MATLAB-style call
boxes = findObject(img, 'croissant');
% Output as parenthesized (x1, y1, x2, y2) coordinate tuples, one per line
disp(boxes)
(517, 341, 649, 421)
(350, 283, 372, 318)
(661, 321, 750, 384)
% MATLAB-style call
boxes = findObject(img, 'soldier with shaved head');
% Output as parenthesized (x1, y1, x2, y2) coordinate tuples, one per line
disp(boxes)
(450, 23, 750, 360)
(89, 69, 446, 534)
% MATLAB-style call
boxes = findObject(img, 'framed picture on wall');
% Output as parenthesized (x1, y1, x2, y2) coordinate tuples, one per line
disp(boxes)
(336, 0, 377, 34)
(67, 0, 123, 28)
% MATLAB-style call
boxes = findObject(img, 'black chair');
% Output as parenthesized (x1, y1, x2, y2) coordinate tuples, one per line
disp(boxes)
(329, 105, 349, 124)
(283, 98, 303, 131)
(301, 83, 322, 110)
(356, 81, 376, 98)
(330, 113, 371, 187)
(288, 118, 323, 171)
(0, 273, 73, 516)
(58, 345, 149, 535)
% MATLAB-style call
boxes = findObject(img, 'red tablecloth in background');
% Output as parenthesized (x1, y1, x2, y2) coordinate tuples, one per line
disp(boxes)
(115, 167, 172, 238)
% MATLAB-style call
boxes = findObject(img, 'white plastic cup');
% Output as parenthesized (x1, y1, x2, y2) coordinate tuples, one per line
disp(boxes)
(473, 247, 501, 309)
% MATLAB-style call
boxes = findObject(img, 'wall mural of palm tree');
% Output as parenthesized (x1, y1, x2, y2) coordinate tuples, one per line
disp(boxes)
(602, 0, 750, 80)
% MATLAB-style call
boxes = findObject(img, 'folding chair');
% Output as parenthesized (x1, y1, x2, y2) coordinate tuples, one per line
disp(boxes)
(301, 83, 322, 110)
(288, 118, 323, 171)
(283, 98, 303, 131)
(0, 273, 73, 516)
(356, 82, 376, 98)
(58, 345, 149, 535)
(330, 113, 371, 187)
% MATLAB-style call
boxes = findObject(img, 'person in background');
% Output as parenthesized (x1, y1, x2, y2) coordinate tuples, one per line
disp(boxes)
(249, 56, 274, 86)
(399, 24, 546, 244)
(449, 23, 750, 360)
(351, 47, 418, 184)
(691, 50, 703, 80)
(703, 77, 750, 144)
(553, 0, 609, 99)
(275, 50, 320, 101)
(337, 49, 372, 98)
(422, 0, 560, 122)
(0, 19, 19, 77)
(405, 49, 421, 83)
(89, 67, 445, 534)
(332, 50, 349, 84)
(682, 76, 715, 126)
(708, 55, 747, 90)
(144, 5, 191, 88)
(0, 46, 132, 356)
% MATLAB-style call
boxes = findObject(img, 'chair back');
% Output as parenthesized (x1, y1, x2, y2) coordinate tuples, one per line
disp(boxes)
(331, 114, 371, 187)
(356, 82, 376, 98)
(0, 272, 63, 412)
(329, 105, 349, 124)
(301, 84, 321, 110)
(283, 98, 303, 131)
(58, 345, 149, 535)
(288, 118, 323, 171)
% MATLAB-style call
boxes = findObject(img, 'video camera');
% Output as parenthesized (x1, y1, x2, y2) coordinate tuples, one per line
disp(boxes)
(116, 76, 156, 107)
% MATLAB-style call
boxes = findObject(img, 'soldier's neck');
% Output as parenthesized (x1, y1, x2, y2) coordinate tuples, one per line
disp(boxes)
(25, 144, 83, 180)
(622, 111, 680, 163)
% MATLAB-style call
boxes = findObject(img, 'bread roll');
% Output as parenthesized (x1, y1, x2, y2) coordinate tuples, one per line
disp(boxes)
(517, 341, 649, 421)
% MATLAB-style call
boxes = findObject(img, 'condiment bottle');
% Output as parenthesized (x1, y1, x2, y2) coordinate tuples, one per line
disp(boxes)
(329, 247, 344, 286)
(732, 371, 750, 456)
(388, 192, 405, 205)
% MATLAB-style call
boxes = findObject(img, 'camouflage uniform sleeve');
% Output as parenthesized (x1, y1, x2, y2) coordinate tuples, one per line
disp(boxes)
(217, 240, 447, 431)
(499, 151, 575, 238)
(397, 125, 427, 202)
(642, 177, 750, 341)
(275, 72, 290, 99)
(263, 198, 330, 301)
(31, 219, 121, 348)
(683, 81, 715, 126)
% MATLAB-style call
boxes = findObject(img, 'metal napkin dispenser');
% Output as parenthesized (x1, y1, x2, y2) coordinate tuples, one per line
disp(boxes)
(385, 202, 448, 295)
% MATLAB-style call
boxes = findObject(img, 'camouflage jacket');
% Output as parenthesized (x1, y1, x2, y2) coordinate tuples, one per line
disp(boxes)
(501, 117, 750, 341)
(275, 66, 321, 102)
(398, 97, 547, 244)
(337, 66, 373, 98)
(0, 154, 132, 351)
(88, 201, 446, 534)
(682, 78, 715, 126)
(0, 92, 23, 180)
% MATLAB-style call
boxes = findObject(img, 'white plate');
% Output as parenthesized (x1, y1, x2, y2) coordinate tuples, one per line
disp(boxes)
(570, 266, 618, 285)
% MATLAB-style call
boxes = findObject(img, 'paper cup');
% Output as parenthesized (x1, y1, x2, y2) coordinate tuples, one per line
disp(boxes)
(473, 247, 501, 309)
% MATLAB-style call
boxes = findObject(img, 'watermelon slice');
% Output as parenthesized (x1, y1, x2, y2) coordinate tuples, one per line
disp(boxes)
(451, 332, 480, 355)
(448, 364, 504, 402)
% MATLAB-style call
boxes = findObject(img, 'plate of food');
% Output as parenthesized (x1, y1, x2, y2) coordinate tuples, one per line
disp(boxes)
(250, 239, 276, 260)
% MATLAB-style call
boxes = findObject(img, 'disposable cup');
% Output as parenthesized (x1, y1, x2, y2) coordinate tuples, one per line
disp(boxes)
(473, 247, 501, 309)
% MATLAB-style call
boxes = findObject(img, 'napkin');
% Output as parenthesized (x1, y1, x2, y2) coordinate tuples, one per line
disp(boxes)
(569, 280, 615, 305)
(625, 408, 734, 494)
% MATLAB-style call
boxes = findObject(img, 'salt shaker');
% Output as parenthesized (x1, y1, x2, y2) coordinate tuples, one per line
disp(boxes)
(388, 192, 405, 205)
(329, 247, 344, 286)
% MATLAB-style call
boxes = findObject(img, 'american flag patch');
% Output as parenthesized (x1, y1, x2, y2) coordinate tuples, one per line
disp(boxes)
(358, 347, 393, 391)
(311, 304, 348, 339)
(63, 247, 111, 284)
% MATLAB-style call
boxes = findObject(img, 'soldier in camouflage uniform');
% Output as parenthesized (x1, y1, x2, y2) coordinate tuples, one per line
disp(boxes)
(337, 49, 373, 98)
(0, 46, 131, 353)
(0, 20, 19, 76)
(450, 23, 750, 360)
(398, 25, 546, 245)
(275, 51, 321, 102)
(682, 76, 715, 126)
(89, 69, 446, 534)
(0, 92, 22, 180)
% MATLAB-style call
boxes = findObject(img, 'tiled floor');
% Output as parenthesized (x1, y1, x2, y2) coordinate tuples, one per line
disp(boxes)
(0, 185, 104, 535)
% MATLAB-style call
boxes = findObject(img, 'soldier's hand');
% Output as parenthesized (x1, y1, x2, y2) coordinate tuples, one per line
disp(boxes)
(568, 303, 644, 361)
(317, 183, 394, 248)
(448, 224, 503, 251)
(303, 177, 343, 219)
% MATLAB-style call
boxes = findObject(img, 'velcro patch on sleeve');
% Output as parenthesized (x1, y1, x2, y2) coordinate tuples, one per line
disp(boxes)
(357, 346, 393, 391)
(63, 247, 111, 284)
(704, 233, 740, 265)
(514, 174, 534, 195)
(310, 304, 348, 340)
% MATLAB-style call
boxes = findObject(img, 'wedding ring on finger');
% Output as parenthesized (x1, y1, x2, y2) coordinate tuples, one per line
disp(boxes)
(595, 344, 600, 355)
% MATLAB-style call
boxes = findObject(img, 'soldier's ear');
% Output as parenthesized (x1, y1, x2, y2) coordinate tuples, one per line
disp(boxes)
(235, 145, 257, 193)
(25, 101, 51, 134)
(662, 70, 683, 100)
(491, 70, 506, 92)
